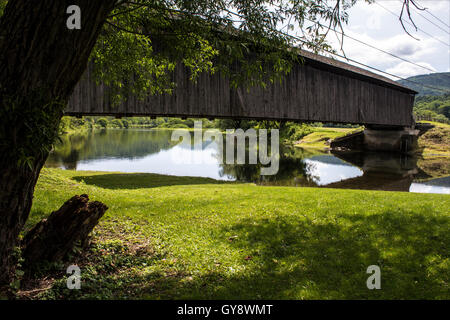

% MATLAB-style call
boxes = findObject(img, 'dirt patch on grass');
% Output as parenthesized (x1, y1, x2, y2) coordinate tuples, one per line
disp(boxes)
(16, 220, 167, 300)
(418, 125, 450, 156)
(418, 157, 450, 178)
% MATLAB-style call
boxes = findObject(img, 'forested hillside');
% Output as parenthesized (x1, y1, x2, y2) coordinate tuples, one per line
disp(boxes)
(414, 94, 450, 123)
(396, 73, 450, 123)
(398, 72, 450, 96)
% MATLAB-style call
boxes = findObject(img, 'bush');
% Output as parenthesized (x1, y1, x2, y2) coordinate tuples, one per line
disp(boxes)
(58, 116, 89, 133)
(96, 118, 108, 128)
(159, 122, 189, 128)
(414, 94, 450, 124)
(59, 116, 71, 133)
(291, 124, 313, 141)
(111, 119, 124, 128)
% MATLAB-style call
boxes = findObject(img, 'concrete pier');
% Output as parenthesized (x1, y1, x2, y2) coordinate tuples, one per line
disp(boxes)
(363, 127, 420, 153)
(330, 124, 432, 153)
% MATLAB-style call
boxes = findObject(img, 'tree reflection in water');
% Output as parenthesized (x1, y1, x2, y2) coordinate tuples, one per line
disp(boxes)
(46, 129, 450, 193)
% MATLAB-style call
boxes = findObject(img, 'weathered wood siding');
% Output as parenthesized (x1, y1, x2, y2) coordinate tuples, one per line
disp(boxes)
(66, 60, 415, 126)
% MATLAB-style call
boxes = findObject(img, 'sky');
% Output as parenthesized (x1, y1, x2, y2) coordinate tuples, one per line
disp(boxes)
(306, 0, 450, 80)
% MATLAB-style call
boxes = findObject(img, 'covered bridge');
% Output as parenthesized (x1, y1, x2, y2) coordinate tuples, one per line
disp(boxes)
(66, 49, 417, 128)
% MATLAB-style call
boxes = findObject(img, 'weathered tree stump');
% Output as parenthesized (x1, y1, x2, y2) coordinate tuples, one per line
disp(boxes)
(21, 194, 108, 267)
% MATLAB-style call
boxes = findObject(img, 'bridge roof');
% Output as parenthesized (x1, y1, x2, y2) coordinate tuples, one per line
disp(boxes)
(152, 21, 417, 95)
(296, 48, 418, 95)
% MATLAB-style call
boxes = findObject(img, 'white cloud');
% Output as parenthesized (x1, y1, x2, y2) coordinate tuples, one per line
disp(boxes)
(386, 61, 437, 78)
(285, 0, 449, 79)
(322, 0, 449, 79)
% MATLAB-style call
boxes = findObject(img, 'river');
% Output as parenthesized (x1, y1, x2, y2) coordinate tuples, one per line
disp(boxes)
(45, 128, 450, 194)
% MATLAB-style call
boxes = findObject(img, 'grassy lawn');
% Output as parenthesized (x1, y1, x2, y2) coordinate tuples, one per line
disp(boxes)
(23, 168, 449, 300)
(295, 127, 361, 150)
(416, 121, 450, 157)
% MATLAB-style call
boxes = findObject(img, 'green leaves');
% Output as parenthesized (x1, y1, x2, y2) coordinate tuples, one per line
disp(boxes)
(91, 1, 362, 103)
(92, 17, 175, 105)
(0, 89, 65, 169)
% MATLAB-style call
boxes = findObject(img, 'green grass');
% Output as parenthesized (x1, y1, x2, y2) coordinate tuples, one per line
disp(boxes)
(416, 121, 450, 157)
(24, 168, 449, 300)
(420, 121, 450, 128)
(295, 127, 360, 150)
(298, 123, 450, 158)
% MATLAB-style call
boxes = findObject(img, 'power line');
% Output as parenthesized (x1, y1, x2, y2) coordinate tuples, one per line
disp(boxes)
(147, 6, 449, 94)
(294, 35, 449, 93)
(227, 10, 450, 94)
(321, 51, 450, 94)
(416, 0, 450, 28)
(416, 12, 450, 35)
(226, 8, 434, 73)
(374, 1, 450, 47)
(397, 0, 450, 35)
(313, 44, 449, 94)
(304, 17, 437, 74)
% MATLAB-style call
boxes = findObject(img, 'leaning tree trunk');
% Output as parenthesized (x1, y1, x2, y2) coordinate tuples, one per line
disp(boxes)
(22, 194, 108, 268)
(0, 0, 115, 291)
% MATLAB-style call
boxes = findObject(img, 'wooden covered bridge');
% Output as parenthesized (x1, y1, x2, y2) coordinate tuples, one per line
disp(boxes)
(66, 49, 417, 128)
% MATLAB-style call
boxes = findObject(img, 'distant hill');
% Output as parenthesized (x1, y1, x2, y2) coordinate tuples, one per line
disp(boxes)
(397, 72, 450, 96)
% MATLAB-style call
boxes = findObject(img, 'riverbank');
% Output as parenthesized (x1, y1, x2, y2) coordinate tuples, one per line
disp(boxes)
(19, 168, 449, 299)
(416, 121, 450, 157)
(295, 122, 450, 158)
(295, 127, 359, 149)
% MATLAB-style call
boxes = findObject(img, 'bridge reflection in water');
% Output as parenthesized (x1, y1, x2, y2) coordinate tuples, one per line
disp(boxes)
(323, 152, 432, 193)
(46, 129, 450, 194)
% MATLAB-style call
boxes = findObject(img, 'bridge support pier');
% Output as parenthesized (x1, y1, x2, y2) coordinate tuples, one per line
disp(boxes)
(331, 125, 426, 153)
(363, 127, 419, 153)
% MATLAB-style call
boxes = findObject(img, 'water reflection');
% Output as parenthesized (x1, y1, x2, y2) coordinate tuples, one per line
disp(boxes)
(410, 177, 450, 194)
(46, 129, 450, 194)
(303, 156, 363, 185)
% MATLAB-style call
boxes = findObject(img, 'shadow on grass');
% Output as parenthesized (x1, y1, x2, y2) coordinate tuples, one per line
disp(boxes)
(30, 209, 449, 300)
(198, 211, 449, 299)
(72, 173, 233, 189)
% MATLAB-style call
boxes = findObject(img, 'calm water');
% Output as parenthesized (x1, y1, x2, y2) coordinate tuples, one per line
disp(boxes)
(46, 129, 450, 194)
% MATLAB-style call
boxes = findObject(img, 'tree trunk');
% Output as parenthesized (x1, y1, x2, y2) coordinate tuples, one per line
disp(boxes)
(0, 1, 115, 292)
(22, 194, 108, 268)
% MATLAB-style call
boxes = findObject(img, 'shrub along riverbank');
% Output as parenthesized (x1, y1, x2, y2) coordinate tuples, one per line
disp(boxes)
(19, 168, 449, 299)
(59, 115, 357, 147)
(59, 116, 450, 157)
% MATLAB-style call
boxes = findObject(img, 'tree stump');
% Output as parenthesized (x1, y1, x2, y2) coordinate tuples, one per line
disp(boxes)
(21, 194, 108, 267)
